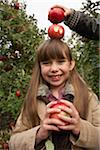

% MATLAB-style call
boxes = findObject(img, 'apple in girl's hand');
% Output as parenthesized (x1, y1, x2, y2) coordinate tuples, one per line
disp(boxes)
(50, 101, 70, 121)
(48, 24, 64, 39)
(48, 7, 65, 23)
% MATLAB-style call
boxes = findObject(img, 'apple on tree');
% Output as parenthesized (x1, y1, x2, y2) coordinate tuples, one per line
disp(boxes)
(2, 142, 9, 150)
(16, 90, 21, 97)
(48, 7, 65, 23)
(0, 56, 8, 62)
(14, 2, 20, 10)
(48, 24, 64, 39)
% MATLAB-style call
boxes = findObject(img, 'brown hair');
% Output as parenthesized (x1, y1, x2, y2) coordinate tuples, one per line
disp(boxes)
(22, 39, 89, 128)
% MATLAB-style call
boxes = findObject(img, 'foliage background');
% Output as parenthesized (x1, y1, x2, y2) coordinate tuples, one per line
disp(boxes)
(0, 0, 99, 148)
(0, 0, 45, 146)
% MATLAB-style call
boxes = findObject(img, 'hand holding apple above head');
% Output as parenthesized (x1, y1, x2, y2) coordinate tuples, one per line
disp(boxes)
(49, 5, 72, 19)
(48, 7, 65, 23)
(48, 6, 65, 39)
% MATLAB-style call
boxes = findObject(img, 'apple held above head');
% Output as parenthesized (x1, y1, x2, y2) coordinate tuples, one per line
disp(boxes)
(50, 101, 70, 120)
(48, 24, 64, 39)
(48, 7, 65, 23)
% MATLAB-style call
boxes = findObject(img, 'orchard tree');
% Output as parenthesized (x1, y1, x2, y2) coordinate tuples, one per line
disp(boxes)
(0, 0, 45, 134)
(68, 0, 99, 97)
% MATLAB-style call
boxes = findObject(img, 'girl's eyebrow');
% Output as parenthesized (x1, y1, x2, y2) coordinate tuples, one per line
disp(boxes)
(40, 60, 51, 64)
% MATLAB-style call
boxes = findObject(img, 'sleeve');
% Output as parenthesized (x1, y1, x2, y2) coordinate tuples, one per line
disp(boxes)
(70, 93, 100, 149)
(9, 114, 40, 150)
(64, 9, 100, 40)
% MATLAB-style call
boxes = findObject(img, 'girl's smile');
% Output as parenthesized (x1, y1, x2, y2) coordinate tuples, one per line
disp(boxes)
(48, 74, 62, 82)
(40, 59, 75, 89)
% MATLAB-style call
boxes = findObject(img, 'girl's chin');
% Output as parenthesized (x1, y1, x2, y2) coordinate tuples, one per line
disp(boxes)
(49, 82, 64, 88)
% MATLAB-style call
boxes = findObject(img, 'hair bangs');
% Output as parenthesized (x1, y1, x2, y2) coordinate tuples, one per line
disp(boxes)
(37, 39, 71, 62)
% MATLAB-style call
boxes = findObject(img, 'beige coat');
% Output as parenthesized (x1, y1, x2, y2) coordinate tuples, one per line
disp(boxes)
(9, 91, 100, 150)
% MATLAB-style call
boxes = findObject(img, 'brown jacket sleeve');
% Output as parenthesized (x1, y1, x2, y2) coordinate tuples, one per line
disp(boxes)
(70, 92, 100, 149)
(9, 114, 40, 150)
(64, 9, 99, 40)
(9, 100, 46, 150)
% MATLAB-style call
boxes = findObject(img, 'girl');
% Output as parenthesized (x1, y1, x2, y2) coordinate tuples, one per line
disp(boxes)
(9, 39, 100, 150)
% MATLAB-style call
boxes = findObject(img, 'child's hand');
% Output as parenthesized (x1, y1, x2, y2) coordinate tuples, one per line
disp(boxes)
(57, 100, 80, 135)
(36, 101, 65, 143)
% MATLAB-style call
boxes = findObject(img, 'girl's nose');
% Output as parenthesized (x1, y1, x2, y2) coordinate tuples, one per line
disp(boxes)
(50, 62, 59, 72)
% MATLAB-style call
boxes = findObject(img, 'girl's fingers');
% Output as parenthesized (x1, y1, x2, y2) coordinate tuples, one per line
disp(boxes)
(58, 124, 75, 131)
(44, 117, 65, 126)
(60, 100, 79, 118)
(58, 105, 72, 116)
(42, 124, 60, 132)
(47, 107, 61, 114)
(47, 101, 57, 108)
(58, 114, 77, 124)
(41, 117, 65, 132)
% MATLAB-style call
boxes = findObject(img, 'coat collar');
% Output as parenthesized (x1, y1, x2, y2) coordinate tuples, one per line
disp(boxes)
(37, 81, 75, 104)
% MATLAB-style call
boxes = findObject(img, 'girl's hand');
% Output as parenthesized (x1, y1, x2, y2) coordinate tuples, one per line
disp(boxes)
(36, 101, 65, 144)
(57, 100, 80, 135)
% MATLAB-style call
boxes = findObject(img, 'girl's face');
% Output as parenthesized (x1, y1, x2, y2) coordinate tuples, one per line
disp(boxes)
(40, 57, 75, 89)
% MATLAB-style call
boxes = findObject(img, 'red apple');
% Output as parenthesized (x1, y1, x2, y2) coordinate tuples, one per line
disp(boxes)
(48, 7, 65, 23)
(0, 141, 3, 149)
(0, 56, 8, 62)
(14, 2, 20, 9)
(50, 101, 70, 120)
(16, 90, 21, 97)
(2, 142, 9, 150)
(48, 24, 64, 39)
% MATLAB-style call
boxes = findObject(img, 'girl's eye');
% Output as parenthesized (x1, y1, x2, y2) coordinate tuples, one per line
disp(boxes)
(41, 61, 51, 65)
(57, 59, 66, 63)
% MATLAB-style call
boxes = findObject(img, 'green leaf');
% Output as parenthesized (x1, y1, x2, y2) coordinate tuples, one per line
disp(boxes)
(45, 140, 54, 150)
